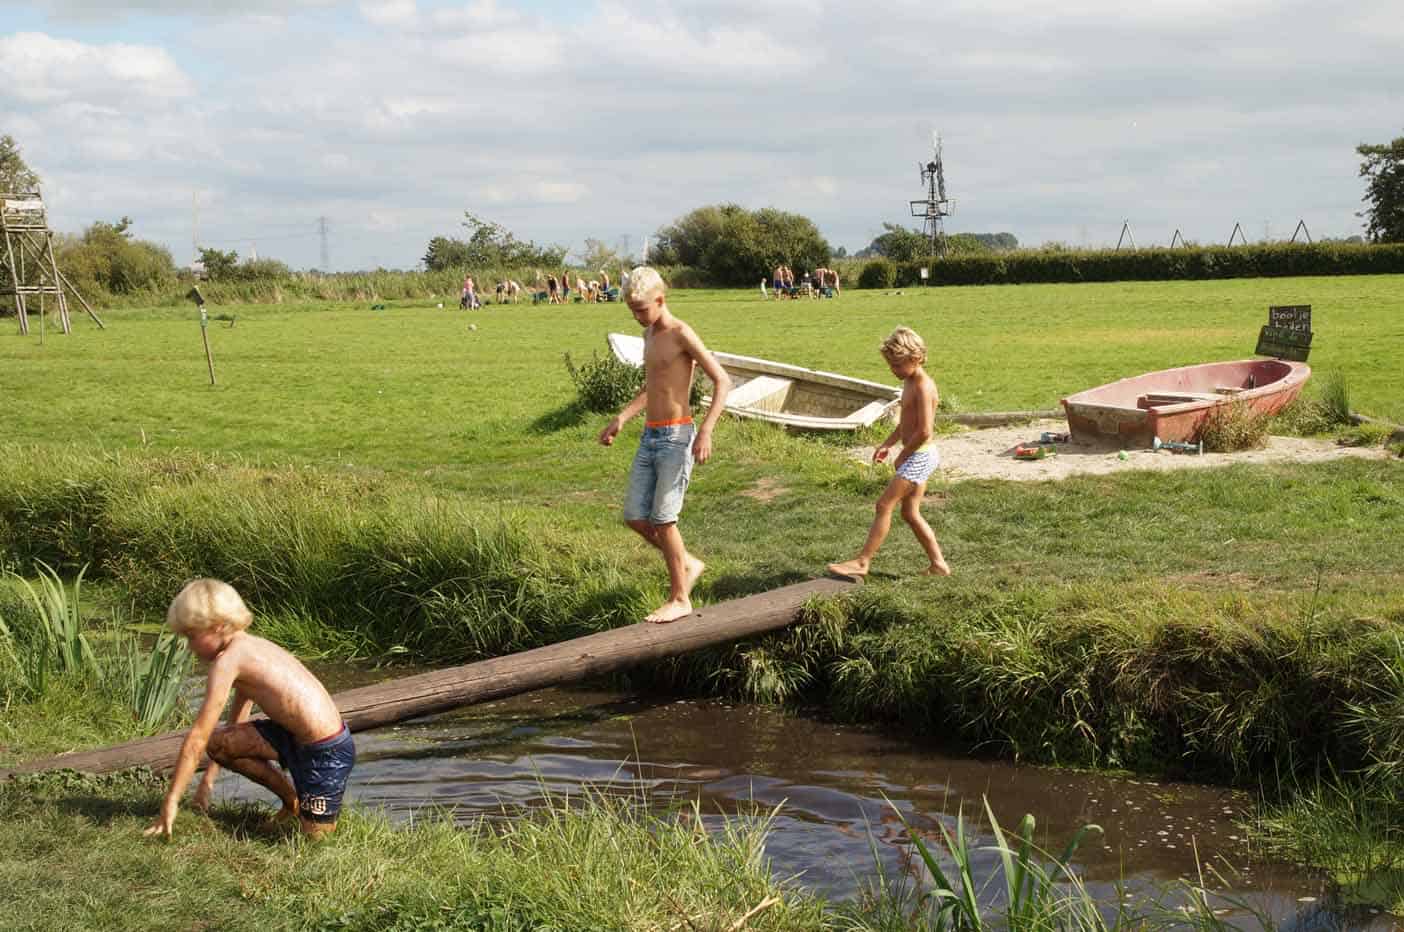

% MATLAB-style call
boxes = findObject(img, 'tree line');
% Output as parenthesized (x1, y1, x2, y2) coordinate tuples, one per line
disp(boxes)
(3, 130, 1403, 305)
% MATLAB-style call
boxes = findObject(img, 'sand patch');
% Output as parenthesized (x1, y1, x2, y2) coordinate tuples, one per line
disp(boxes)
(741, 477, 789, 503)
(852, 419, 1396, 484)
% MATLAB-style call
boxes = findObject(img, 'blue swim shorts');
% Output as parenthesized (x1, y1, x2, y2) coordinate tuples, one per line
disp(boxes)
(253, 719, 356, 823)
(896, 448, 940, 485)
(623, 421, 695, 525)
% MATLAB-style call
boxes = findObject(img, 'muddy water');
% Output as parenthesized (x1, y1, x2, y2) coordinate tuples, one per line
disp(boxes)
(215, 676, 1384, 927)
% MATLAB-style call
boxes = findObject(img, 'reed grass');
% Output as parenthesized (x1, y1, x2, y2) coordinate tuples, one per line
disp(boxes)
(119, 629, 194, 731)
(7, 562, 96, 678)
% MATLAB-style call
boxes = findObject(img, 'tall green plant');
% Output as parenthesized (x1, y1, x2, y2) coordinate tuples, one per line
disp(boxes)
(121, 630, 194, 731)
(881, 796, 1108, 930)
(7, 562, 95, 678)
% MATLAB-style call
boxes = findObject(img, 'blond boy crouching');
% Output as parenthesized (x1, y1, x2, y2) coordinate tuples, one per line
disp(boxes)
(145, 579, 354, 840)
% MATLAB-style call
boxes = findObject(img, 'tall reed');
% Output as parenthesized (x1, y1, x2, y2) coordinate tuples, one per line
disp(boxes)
(6, 562, 96, 679)
(118, 628, 194, 731)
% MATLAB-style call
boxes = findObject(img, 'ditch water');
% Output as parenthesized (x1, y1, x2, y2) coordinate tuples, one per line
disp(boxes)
(214, 669, 1389, 929)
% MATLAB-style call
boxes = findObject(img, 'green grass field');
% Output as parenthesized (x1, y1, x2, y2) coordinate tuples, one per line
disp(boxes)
(4, 275, 1401, 486)
(4, 276, 1404, 917)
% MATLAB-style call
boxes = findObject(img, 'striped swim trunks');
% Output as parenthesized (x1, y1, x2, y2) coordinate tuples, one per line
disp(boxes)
(896, 448, 940, 485)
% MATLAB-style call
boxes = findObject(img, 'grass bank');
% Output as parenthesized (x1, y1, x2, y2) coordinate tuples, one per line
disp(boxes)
(2, 444, 1401, 787)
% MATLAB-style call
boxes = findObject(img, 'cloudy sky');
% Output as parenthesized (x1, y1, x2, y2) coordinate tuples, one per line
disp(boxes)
(1, 0, 1399, 270)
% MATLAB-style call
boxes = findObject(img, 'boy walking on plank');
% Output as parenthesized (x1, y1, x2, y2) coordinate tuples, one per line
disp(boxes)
(145, 579, 355, 839)
(828, 326, 951, 581)
(599, 266, 733, 623)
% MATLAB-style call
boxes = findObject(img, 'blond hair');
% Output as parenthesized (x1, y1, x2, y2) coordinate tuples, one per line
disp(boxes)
(623, 265, 665, 303)
(167, 578, 253, 635)
(880, 326, 927, 366)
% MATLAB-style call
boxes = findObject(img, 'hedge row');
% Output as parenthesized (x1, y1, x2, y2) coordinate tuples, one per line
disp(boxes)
(856, 242, 1404, 288)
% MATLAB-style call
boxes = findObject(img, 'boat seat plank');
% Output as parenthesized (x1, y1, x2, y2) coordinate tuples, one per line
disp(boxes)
(729, 375, 792, 408)
(850, 399, 893, 426)
(1214, 385, 1246, 395)
(1140, 391, 1223, 405)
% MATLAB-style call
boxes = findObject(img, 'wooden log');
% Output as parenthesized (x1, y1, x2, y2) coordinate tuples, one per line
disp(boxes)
(1, 578, 852, 778)
(1350, 412, 1404, 444)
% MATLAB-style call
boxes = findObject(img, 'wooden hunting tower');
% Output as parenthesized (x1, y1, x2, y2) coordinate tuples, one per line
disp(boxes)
(1, 189, 103, 334)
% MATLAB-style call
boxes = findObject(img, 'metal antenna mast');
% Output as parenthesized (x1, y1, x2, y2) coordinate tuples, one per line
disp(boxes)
(910, 131, 953, 257)
(318, 216, 329, 271)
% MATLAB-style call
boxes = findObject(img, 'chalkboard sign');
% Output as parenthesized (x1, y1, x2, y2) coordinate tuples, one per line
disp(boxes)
(1268, 304, 1311, 333)
(1255, 304, 1312, 361)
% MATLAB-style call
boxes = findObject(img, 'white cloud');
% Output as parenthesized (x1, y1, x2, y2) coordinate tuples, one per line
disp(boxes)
(2, 0, 1395, 268)
(358, 0, 417, 28)
(0, 31, 193, 105)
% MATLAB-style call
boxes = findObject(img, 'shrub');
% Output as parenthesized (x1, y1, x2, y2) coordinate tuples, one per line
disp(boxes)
(1198, 404, 1271, 452)
(857, 259, 896, 289)
(564, 351, 644, 414)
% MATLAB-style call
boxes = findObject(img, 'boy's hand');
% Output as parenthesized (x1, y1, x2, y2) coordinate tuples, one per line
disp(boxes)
(144, 797, 179, 838)
(693, 428, 713, 465)
(598, 417, 622, 446)
(872, 444, 894, 464)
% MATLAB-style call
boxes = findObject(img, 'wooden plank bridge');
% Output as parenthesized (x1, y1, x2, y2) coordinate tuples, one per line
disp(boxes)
(2, 578, 853, 778)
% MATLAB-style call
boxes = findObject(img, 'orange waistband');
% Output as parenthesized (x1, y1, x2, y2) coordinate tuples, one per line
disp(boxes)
(645, 416, 693, 428)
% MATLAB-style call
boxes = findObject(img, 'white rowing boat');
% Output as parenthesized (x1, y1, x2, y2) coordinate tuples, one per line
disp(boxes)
(607, 332, 900, 431)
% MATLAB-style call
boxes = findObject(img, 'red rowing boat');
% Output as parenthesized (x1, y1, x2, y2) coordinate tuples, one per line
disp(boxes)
(1060, 359, 1311, 447)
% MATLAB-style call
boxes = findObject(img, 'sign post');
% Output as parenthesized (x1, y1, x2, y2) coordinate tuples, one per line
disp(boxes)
(919, 267, 930, 287)
(187, 286, 217, 385)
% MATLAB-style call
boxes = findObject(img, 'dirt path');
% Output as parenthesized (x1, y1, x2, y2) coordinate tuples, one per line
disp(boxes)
(853, 419, 1395, 483)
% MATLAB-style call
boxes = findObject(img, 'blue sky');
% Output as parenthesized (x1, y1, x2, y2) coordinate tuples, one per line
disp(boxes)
(2, 0, 1400, 270)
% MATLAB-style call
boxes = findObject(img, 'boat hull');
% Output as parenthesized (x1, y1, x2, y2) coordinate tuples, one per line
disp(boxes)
(607, 333, 899, 431)
(1060, 359, 1310, 447)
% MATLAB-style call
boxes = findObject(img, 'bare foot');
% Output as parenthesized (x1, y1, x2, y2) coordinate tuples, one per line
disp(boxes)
(684, 556, 706, 595)
(646, 597, 694, 624)
(924, 559, 952, 577)
(273, 800, 300, 824)
(827, 559, 870, 581)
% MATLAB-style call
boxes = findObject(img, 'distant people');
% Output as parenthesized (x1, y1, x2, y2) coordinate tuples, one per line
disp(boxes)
(782, 265, 795, 297)
(547, 275, 559, 304)
(576, 276, 591, 303)
(760, 277, 768, 299)
(771, 264, 785, 299)
(560, 270, 571, 302)
(460, 275, 481, 309)
(828, 268, 841, 296)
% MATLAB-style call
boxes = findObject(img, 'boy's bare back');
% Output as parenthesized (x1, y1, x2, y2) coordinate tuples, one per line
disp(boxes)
(207, 633, 341, 744)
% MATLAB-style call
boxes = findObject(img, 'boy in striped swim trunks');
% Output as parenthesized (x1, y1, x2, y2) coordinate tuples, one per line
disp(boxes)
(828, 326, 951, 581)
(599, 267, 733, 623)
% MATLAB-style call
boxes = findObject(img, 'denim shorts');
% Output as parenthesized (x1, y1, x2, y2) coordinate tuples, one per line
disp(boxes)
(253, 720, 356, 823)
(896, 448, 940, 485)
(623, 422, 695, 525)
